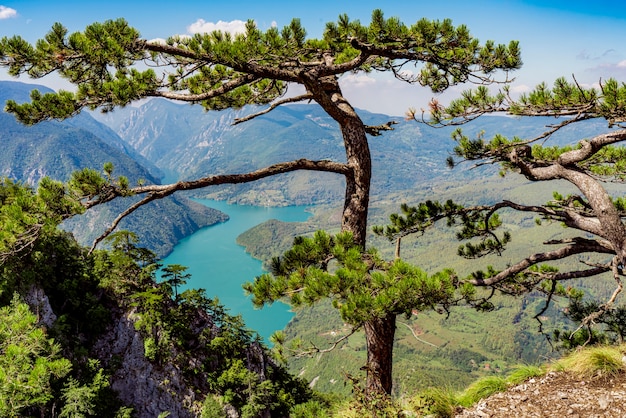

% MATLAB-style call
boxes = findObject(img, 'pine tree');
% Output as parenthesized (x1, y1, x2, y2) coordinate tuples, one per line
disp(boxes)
(0, 10, 520, 395)
(395, 77, 626, 341)
(161, 264, 191, 299)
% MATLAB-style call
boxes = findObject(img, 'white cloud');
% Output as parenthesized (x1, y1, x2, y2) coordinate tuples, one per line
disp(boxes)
(147, 35, 191, 46)
(0, 5, 17, 19)
(187, 19, 248, 36)
(147, 38, 168, 45)
(509, 84, 531, 94)
(584, 60, 626, 78)
(341, 74, 377, 88)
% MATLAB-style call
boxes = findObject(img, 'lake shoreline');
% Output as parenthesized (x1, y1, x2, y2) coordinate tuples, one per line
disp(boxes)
(159, 199, 313, 342)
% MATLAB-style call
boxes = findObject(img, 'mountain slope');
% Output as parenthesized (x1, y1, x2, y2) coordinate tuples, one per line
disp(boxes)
(94, 99, 614, 206)
(0, 81, 226, 256)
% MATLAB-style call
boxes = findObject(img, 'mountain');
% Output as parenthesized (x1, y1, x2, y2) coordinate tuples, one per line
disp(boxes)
(0, 81, 227, 256)
(93, 99, 459, 205)
(93, 98, 613, 206)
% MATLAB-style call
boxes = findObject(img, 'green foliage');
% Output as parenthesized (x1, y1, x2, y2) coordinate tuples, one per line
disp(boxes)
(0, 176, 83, 272)
(245, 230, 459, 327)
(456, 375, 507, 407)
(375, 198, 512, 263)
(59, 365, 110, 418)
(435, 77, 626, 172)
(289, 399, 332, 418)
(552, 288, 626, 349)
(160, 264, 190, 299)
(0, 179, 314, 416)
(201, 394, 227, 418)
(1, 10, 520, 122)
(0, 295, 72, 416)
(505, 364, 544, 385)
(372, 200, 463, 243)
(408, 364, 543, 416)
(340, 376, 404, 418)
(409, 386, 457, 418)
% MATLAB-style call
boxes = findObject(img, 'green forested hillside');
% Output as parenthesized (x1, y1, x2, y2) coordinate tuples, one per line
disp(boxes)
(0, 179, 311, 417)
(237, 174, 620, 396)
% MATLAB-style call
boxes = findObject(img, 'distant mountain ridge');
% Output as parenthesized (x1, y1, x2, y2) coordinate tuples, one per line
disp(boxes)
(94, 99, 457, 205)
(0, 81, 160, 185)
(93, 97, 613, 206)
(0, 81, 226, 256)
(1, 79, 614, 251)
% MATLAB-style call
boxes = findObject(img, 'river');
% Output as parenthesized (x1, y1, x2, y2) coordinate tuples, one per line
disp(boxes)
(160, 199, 312, 342)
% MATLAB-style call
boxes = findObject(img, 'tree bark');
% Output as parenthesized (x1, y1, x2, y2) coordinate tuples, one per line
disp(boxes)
(339, 116, 372, 246)
(363, 314, 397, 395)
(304, 74, 372, 246)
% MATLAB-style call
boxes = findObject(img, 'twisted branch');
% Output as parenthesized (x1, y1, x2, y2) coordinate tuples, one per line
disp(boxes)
(87, 158, 351, 252)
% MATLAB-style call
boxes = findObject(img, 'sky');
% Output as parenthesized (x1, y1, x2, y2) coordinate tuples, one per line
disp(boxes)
(0, 0, 625, 116)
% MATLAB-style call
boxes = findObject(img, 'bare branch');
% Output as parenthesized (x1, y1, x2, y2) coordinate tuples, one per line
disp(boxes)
(569, 256, 624, 341)
(88, 193, 162, 254)
(534, 279, 557, 334)
(292, 326, 360, 358)
(558, 129, 626, 166)
(148, 74, 260, 102)
(364, 121, 398, 136)
(233, 93, 314, 125)
(86, 159, 351, 250)
(0, 224, 43, 264)
(468, 238, 615, 286)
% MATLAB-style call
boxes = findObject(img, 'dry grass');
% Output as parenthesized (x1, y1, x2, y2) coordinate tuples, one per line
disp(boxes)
(553, 344, 625, 380)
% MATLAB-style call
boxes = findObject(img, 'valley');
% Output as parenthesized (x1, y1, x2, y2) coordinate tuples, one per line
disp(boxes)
(0, 78, 622, 403)
(160, 199, 313, 341)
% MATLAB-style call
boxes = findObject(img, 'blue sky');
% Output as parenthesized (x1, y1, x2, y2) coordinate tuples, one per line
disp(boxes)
(1, 0, 625, 116)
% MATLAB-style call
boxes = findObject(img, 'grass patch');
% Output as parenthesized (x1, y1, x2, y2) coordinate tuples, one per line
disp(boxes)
(408, 364, 545, 416)
(505, 364, 545, 385)
(555, 345, 625, 380)
(456, 375, 508, 408)
(409, 386, 457, 418)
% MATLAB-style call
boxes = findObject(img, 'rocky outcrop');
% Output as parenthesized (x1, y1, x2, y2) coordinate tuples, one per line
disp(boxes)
(24, 284, 57, 328)
(92, 308, 200, 418)
(23, 276, 281, 417)
(455, 371, 626, 417)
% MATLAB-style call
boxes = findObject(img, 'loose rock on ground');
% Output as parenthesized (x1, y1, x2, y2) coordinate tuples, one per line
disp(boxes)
(455, 371, 626, 418)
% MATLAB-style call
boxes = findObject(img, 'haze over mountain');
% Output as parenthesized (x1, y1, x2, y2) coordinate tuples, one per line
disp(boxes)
(0, 81, 226, 256)
(93, 97, 614, 206)
(1, 79, 615, 253)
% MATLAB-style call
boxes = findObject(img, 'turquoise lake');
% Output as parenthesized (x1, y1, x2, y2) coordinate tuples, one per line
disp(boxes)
(160, 199, 312, 342)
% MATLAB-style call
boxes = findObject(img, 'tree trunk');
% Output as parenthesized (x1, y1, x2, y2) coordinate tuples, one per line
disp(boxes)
(305, 75, 371, 247)
(363, 314, 396, 395)
(339, 116, 371, 246)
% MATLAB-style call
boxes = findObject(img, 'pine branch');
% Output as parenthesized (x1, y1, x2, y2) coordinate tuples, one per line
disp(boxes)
(291, 325, 360, 358)
(85, 159, 351, 251)
(364, 121, 398, 136)
(570, 256, 624, 341)
(232, 93, 314, 125)
(88, 193, 161, 254)
(150, 73, 260, 102)
(467, 238, 614, 287)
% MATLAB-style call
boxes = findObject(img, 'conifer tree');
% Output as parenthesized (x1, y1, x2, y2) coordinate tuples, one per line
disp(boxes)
(0, 10, 520, 395)
(161, 264, 190, 299)
(392, 78, 626, 340)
